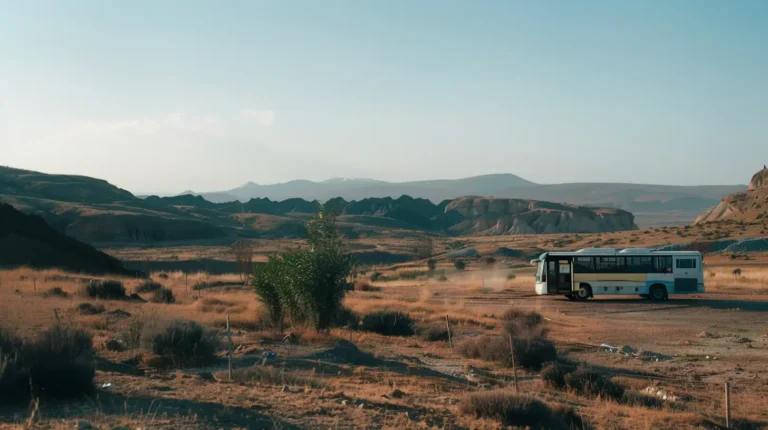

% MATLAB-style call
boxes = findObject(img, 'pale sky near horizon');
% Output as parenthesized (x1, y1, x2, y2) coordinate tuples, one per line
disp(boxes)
(1, 1, 767, 194)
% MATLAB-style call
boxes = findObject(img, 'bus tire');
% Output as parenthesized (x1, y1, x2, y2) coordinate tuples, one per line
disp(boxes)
(574, 284, 592, 301)
(565, 294, 575, 300)
(649, 284, 667, 302)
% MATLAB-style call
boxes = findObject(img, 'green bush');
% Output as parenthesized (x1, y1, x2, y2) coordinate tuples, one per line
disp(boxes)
(150, 287, 175, 304)
(144, 320, 219, 367)
(360, 311, 415, 336)
(119, 320, 145, 349)
(454, 260, 467, 271)
(369, 272, 383, 282)
(426, 259, 437, 271)
(506, 273, 517, 280)
(457, 335, 556, 370)
(252, 209, 354, 330)
(333, 307, 360, 330)
(136, 281, 163, 293)
(82, 280, 126, 300)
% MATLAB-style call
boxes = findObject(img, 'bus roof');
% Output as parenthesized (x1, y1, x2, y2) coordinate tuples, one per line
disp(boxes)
(538, 248, 701, 259)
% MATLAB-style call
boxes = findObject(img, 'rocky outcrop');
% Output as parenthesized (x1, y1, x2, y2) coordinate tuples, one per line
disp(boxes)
(443, 197, 637, 235)
(695, 167, 768, 224)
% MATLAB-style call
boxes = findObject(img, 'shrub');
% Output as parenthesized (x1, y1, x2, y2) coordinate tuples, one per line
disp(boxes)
(500, 309, 544, 337)
(454, 260, 467, 271)
(506, 273, 517, 280)
(621, 390, 664, 408)
(398, 270, 428, 280)
(438, 275, 448, 282)
(136, 281, 163, 293)
(733, 268, 742, 278)
(119, 320, 145, 349)
(459, 391, 581, 429)
(333, 307, 360, 330)
(426, 259, 437, 271)
(420, 324, 449, 342)
(360, 311, 415, 336)
(82, 280, 126, 300)
(483, 256, 497, 266)
(252, 255, 286, 328)
(157, 273, 169, 279)
(540, 361, 576, 390)
(150, 287, 176, 304)
(564, 368, 624, 400)
(457, 335, 556, 370)
(353, 279, 381, 292)
(1, 325, 95, 403)
(77, 303, 105, 315)
(369, 272, 383, 282)
(143, 320, 219, 367)
(43, 287, 69, 298)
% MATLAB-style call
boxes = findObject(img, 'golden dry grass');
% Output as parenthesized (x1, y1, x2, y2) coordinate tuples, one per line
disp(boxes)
(1, 263, 768, 429)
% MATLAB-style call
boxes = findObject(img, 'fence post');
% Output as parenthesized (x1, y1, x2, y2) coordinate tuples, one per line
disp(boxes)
(509, 334, 519, 393)
(33, 279, 36, 295)
(445, 315, 453, 352)
(226, 314, 233, 380)
(725, 382, 731, 428)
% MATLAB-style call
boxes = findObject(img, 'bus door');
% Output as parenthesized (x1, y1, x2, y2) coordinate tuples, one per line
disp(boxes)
(547, 258, 572, 294)
(673, 255, 699, 293)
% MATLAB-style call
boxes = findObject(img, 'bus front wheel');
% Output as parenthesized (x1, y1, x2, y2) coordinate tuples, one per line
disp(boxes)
(574, 284, 592, 301)
(649, 285, 667, 302)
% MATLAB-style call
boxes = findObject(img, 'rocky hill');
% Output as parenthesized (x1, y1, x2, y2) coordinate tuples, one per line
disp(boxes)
(443, 197, 637, 235)
(0, 203, 133, 274)
(694, 167, 768, 224)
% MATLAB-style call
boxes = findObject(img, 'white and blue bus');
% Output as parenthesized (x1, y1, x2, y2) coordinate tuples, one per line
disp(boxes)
(533, 248, 704, 301)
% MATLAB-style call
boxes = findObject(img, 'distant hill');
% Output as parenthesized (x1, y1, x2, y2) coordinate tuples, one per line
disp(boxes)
(0, 166, 639, 243)
(694, 167, 768, 224)
(0, 203, 133, 275)
(188, 175, 744, 226)
(192, 174, 537, 203)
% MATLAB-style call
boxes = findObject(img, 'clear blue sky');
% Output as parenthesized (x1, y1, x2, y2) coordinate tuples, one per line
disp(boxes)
(1, 1, 766, 194)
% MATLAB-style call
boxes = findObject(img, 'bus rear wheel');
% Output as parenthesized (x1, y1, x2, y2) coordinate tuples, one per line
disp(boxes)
(649, 285, 667, 302)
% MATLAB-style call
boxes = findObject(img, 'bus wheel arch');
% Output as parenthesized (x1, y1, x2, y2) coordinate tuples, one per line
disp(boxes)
(649, 284, 668, 301)
(575, 283, 592, 300)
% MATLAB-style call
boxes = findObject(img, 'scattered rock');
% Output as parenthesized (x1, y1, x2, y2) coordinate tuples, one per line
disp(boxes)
(696, 331, 718, 339)
(643, 386, 681, 402)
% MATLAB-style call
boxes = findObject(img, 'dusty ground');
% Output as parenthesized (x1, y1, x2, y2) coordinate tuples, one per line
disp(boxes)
(1, 259, 767, 429)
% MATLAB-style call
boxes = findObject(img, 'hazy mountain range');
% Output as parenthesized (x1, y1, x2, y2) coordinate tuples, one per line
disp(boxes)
(182, 174, 745, 226)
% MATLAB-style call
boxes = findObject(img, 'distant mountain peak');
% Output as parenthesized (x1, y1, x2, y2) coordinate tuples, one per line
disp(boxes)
(321, 177, 381, 184)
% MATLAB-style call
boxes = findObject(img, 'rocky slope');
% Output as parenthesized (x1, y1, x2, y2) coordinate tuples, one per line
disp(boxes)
(0, 203, 133, 274)
(444, 197, 637, 235)
(694, 167, 768, 224)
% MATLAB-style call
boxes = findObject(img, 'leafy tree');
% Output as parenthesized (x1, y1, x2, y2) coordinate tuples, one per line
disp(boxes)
(252, 208, 354, 331)
(454, 260, 467, 271)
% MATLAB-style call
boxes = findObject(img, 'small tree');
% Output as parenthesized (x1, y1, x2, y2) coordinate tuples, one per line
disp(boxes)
(483, 256, 497, 266)
(454, 260, 467, 272)
(253, 254, 286, 329)
(426, 259, 437, 272)
(232, 238, 254, 284)
(733, 268, 742, 278)
(415, 236, 434, 260)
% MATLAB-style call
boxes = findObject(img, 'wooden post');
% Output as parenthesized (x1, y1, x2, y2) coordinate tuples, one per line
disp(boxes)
(445, 315, 453, 352)
(725, 382, 731, 428)
(33, 279, 36, 295)
(185, 273, 188, 293)
(53, 309, 61, 326)
(508, 334, 519, 393)
(226, 314, 233, 380)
